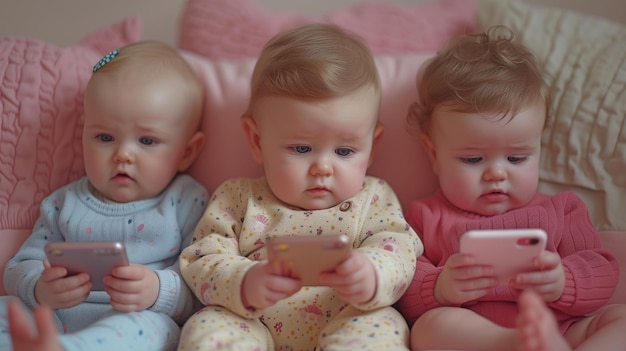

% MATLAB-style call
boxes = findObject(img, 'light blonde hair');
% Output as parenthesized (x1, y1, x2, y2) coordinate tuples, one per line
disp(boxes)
(408, 26, 551, 135)
(244, 23, 381, 117)
(88, 40, 203, 130)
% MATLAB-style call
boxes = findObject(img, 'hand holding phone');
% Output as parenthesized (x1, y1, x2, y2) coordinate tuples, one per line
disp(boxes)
(459, 229, 547, 284)
(45, 242, 129, 291)
(267, 235, 352, 286)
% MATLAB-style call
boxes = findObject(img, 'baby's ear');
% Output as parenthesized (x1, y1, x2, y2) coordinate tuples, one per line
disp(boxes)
(373, 122, 384, 147)
(368, 123, 385, 167)
(420, 134, 439, 175)
(241, 116, 263, 164)
(178, 131, 205, 172)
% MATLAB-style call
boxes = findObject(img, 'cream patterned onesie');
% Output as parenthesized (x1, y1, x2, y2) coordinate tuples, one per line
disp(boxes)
(178, 176, 422, 351)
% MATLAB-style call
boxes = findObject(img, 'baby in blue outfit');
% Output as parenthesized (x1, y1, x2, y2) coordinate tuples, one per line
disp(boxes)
(1, 41, 207, 351)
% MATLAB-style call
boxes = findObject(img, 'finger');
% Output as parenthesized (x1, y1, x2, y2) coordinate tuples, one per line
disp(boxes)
(247, 289, 288, 309)
(328, 273, 363, 290)
(333, 255, 360, 276)
(8, 299, 36, 339)
(111, 264, 144, 280)
(32, 304, 57, 341)
(106, 289, 135, 305)
(270, 280, 301, 297)
(110, 300, 142, 312)
(515, 270, 556, 285)
(103, 276, 136, 293)
(451, 288, 491, 304)
(459, 277, 497, 291)
(53, 284, 92, 305)
(456, 265, 495, 280)
(447, 253, 477, 268)
(534, 251, 560, 270)
(48, 274, 91, 294)
(40, 266, 69, 282)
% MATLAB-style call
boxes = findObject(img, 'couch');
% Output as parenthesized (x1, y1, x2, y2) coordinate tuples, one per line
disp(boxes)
(1, 0, 624, 319)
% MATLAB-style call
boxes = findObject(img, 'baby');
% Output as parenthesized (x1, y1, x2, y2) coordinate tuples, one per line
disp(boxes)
(2, 41, 207, 351)
(395, 26, 626, 351)
(177, 23, 422, 351)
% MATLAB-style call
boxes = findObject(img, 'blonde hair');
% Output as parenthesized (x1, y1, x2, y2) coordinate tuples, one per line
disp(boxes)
(408, 26, 551, 134)
(244, 23, 380, 116)
(88, 41, 203, 129)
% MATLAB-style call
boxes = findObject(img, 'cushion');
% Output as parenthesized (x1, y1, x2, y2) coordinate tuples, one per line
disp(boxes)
(0, 19, 438, 293)
(478, 0, 626, 231)
(0, 16, 143, 294)
(182, 51, 439, 213)
(178, 0, 476, 59)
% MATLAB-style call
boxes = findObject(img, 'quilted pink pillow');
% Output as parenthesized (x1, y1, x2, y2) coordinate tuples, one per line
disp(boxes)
(0, 17, 142, 294)
(178, 0, 476, 59)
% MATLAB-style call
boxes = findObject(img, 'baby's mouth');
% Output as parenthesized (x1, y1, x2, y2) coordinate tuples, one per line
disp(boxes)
(112, 172, 134, 181)
(307, 186, 330, 194)
(480, 190, 508, 202)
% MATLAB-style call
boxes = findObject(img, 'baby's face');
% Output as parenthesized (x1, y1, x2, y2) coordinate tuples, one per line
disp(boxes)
(248, 86, 381, 210)
(82, 73, 198, 203)
(424, 102, 545, 216)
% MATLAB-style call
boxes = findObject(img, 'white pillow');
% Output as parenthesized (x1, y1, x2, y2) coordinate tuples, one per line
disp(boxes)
(478, 0, 626, 231)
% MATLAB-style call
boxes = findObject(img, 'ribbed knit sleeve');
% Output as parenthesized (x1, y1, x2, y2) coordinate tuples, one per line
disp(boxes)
(395, 192, 449, 325)
(395, 190, 619, 328)
(546, 192, 619, 315)
(395, 255, 443, 325)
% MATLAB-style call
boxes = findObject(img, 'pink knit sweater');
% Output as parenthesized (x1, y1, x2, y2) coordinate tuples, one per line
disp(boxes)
(396, 191, 619, 330)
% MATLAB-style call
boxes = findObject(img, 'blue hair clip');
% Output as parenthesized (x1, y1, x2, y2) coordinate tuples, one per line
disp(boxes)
(92, 49, 120, 73)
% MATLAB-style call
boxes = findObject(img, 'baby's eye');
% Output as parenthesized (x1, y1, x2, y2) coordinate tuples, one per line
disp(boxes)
(335, 148, 353, 157)
(139, 137, 155, 146)
(461, 157, 482, 164)
(97, 134, 113, 142)
(292, 146, 311, 154)
(508, 156, 527, 164)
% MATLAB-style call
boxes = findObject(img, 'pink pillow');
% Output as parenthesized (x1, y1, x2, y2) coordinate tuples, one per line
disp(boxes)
(0, 17, 142, 294)
(178, 0, 476, 59)
(182, 51, 439, 210)
(0, 16, 142, 231)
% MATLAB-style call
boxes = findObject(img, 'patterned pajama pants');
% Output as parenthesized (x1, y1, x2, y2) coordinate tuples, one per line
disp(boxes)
(177, 303, 409, 351)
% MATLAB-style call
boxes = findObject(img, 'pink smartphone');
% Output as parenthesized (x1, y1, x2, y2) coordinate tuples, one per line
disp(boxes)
(267, 235, 352, 286)
(44, 241, 129, 291)
(459, 229, 547, 284)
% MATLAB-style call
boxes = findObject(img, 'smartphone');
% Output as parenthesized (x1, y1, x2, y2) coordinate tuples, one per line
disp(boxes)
(267, 235, 352, 286)
(459, 229, 547, 284)
(44, 241, 129, 291)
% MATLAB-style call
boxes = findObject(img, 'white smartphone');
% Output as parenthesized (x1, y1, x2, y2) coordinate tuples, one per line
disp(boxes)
(267, 235, 352, 286)
(45, 241, 129, 291)
(459, 229, 547, 284)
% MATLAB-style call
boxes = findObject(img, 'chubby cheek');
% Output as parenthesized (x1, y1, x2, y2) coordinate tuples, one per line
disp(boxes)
(514, 171, 540, 204)
(83, 153, 103, 180)
(440, 178, 471, 205)
(438, 166, 478, 204)
(359, 159, 370, 173)
(145, 153, 184, 183)
(264, 164, 300, 196)
(358, 160, 370, 183)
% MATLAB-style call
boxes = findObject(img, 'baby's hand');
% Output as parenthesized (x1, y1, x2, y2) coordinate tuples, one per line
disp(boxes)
(35, 259, 91, 309)
(242, 260, 302, 310)
(103, 264, 159, 312)
(319, 251, 376, 304)
(8, 299, 62, 351)
(510, 250, 565, 302)
(435, 253, 497, 305)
